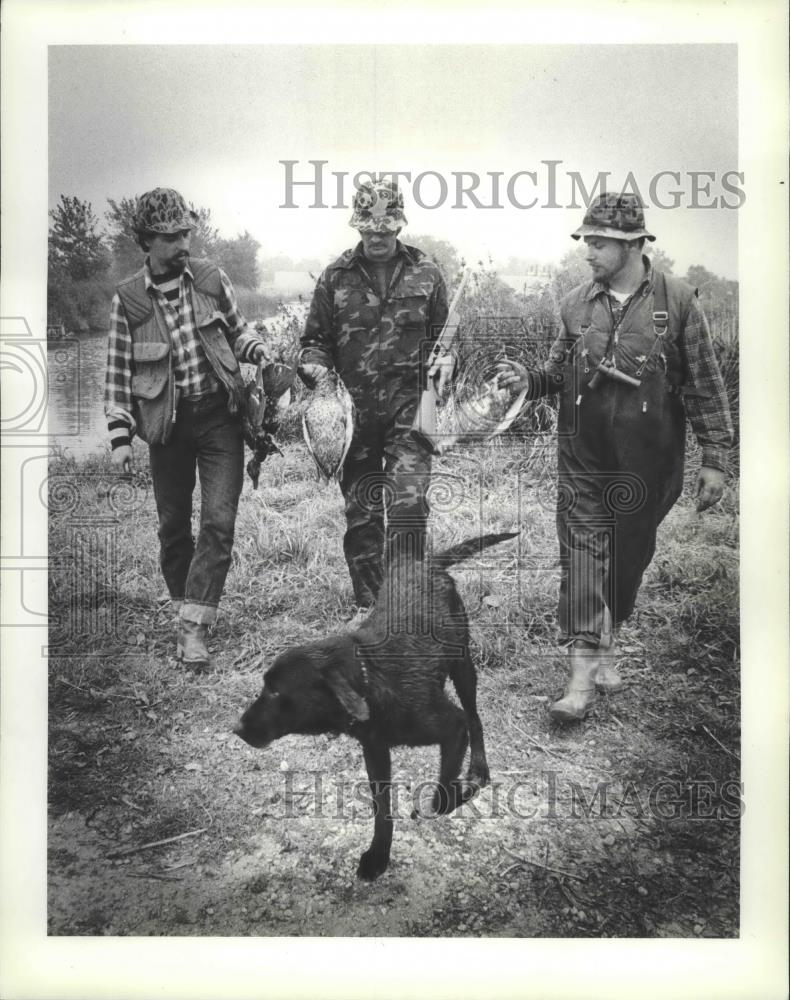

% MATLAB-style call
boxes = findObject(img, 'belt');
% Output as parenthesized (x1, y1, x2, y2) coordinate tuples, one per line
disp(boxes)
(178, 386, 227, 412)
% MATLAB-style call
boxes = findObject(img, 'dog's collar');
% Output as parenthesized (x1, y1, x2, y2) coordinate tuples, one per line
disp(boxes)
(346, 640, 371, 731)
(351, 635, 370, 691)
(343, 658, 370, 732)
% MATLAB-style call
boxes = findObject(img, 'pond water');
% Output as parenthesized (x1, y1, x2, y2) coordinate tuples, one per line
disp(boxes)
(47, 303, 308, 460)
(48, 334, 109, 459)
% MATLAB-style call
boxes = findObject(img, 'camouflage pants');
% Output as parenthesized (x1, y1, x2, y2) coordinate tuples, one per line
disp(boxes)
(338, 420, 432, 607)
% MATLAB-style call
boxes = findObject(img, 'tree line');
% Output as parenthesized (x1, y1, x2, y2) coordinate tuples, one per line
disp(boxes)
(47, 195, 262, 332)
(48, 195, 738, 343)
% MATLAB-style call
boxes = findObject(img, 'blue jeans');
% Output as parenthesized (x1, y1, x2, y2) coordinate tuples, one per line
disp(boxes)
(148, 392, 244, 625)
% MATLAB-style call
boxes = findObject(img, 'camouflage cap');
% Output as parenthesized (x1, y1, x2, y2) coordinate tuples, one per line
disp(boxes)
(134, 187, 199, 236)
(572, 193, 655, 242)
(349, 179, 407, 233)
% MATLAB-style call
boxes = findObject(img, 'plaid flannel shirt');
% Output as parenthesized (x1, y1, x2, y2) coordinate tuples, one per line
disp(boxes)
(104, 260, 264, 444)
(671, 293, 734, 472)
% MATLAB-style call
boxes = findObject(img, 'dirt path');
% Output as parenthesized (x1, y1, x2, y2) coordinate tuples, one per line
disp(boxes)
(48, 643, 738, 939)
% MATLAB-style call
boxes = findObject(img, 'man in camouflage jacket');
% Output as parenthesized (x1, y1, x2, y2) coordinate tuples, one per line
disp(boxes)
(299, 179, 449, 611)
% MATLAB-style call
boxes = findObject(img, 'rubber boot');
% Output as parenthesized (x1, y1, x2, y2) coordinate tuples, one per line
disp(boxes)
(177, 619, 211, 667)
(595, 606, 623, 693)
(550, 643, 599, 722)
(595, 637, 624, 692)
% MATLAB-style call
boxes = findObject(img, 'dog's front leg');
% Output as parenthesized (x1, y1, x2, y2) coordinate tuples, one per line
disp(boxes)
(357, 740, 393, 881)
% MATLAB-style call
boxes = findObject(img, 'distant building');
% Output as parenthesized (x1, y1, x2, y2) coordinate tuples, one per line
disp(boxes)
(263, 271, 318, 297)
(499, 268, 554, 295)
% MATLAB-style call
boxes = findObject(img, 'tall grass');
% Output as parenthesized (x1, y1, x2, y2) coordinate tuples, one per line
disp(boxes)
(47, 289, 740, 937)
(49, 255, 738, 657)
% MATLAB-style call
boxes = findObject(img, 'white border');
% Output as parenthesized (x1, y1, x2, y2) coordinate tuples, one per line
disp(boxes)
(1, 2, 788, 998)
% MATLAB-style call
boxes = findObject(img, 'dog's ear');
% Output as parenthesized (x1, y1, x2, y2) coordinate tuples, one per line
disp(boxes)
(324, 664, 370, 722)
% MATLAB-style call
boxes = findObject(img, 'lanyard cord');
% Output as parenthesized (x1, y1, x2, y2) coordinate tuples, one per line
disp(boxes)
(601, 293, 633, 367)
(577, 292, 634, 373)
(602, 290, 665, 375)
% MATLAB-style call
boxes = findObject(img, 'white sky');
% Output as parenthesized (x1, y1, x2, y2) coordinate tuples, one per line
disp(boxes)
(49, 44, 739, 277)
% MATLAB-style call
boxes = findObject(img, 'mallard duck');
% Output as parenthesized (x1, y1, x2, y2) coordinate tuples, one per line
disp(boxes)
(301, 370, 355, 481)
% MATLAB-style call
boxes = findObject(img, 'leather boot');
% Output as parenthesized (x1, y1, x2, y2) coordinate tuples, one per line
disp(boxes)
(550, 643, 599, 722)
(177, 619, 211, 667)
(595, 607, 623, 693)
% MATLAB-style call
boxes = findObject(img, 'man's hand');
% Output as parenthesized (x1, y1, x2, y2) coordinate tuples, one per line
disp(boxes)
(111, 445, 133, 475)
(427, 351, 455, 396)
(298, 363, 329, 389)
(696, 466, 726, 512)
(495, 359, 531, 393)
(251, 342, 273, 366)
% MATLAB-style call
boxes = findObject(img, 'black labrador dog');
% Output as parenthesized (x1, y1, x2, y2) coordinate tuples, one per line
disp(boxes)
(234, 531, 517, 880)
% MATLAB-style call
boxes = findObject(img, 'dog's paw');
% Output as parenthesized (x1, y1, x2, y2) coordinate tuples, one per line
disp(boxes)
(430, 781, 465, 816)
(465, 762, 491, 791)
(459, 780, 483, 805)
(357, 848, 390, 881)
(411, 784, 439, 820)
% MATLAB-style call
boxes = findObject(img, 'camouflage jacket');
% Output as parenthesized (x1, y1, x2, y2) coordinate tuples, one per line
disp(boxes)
(300, 242, 448, 424)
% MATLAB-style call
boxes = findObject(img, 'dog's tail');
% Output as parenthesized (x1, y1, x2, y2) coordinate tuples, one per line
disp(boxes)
(434, 531, 519, 569)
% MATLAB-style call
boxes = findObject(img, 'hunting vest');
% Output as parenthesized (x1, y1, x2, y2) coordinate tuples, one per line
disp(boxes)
(553, 269, 697, 392)
(115, 258, 245, 445)
(551, 269, 698, 517)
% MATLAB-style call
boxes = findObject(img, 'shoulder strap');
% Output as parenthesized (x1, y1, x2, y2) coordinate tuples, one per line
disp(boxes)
(117, 260, 223, 331)
(652, 270, 668, 335)
(116, 269, 153, 331)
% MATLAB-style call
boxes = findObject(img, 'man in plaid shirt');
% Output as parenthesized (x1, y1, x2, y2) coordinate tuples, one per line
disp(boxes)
(498, 193, 733, 722)
(105, 187, 271, 667)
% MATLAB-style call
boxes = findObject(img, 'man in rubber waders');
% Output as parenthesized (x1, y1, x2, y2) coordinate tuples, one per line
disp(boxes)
(104, 187, 272, 668)
(298, 178, 450, 624)
(498, 193, 733, 722)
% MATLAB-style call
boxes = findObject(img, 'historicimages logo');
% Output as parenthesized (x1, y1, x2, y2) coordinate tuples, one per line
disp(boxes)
(0, 316, 149, 653)
(1, 316, 60, 636)
(280, 161, 746, 211)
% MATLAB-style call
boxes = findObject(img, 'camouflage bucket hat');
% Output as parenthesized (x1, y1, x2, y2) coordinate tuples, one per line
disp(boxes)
(134, 187, 199, 236)
(349, 179, 408, 233)
(572, 193, 655, 242)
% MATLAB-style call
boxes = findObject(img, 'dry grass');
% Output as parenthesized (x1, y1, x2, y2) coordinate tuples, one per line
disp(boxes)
(47, 266, 739, 935)
(47, 428, 739, 937)
(46, 252, 741, 937)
